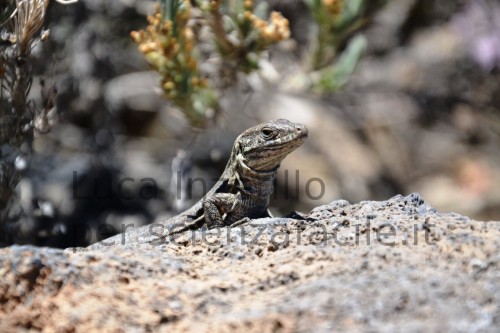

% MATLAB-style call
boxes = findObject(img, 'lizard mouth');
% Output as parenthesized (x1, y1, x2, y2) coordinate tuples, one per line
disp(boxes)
(269, 126, 308, 147)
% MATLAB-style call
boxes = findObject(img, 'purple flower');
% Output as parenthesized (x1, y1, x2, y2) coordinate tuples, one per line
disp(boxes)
(453, 0, 500, 71)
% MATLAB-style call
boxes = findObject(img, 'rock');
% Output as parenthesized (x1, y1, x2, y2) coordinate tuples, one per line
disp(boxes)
(1, 194, 499, 332)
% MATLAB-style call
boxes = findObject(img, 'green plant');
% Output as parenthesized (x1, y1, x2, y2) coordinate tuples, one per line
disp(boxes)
(305, 0, 385, 93)
(131, 0, 290, 128)
(133, 0, 386, 125)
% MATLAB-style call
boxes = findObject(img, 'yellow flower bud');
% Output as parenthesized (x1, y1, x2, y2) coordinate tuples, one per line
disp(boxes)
(244, 11, 253, 20)
(184, 27, 194, 41)
(210, 0, 219, 10)
(322, 0, 343, 16)
(244, 0, 253, 10)
(130, 31, 142, 42)
(163, 81, 175, 90)
(139, 42, 156, 54)
(186, 57, 197, 70)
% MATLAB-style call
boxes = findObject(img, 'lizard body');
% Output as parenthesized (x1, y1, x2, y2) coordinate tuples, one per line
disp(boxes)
(90, 119, 307, 248)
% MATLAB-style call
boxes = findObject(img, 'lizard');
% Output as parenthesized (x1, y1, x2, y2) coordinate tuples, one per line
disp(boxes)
(89, 119, 307, 248)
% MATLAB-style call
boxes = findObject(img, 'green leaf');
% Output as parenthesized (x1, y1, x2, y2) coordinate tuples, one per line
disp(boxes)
(314, 34, 366, 92)
(345, 0, 364, 17)
(253, 1, 268, 19)
(336, 0, 364, 28)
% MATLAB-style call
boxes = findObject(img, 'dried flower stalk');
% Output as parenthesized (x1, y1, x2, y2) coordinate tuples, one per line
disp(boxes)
(0, 0, 73, 228)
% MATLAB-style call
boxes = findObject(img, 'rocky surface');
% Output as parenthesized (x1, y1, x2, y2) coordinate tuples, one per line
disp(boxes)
(1, 194, 499, 332)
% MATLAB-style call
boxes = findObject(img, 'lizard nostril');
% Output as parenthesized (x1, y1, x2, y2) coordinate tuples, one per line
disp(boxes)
(296, 125, 308, 137)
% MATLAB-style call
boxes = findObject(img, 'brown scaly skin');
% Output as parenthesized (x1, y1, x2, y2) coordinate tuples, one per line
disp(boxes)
(89, 119, 307, 248)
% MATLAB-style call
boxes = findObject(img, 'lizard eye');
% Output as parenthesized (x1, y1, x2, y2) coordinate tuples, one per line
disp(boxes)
(261, 127, 275, 139)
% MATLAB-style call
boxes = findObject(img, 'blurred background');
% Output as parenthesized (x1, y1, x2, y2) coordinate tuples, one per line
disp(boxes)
(1, 0, 499, 248)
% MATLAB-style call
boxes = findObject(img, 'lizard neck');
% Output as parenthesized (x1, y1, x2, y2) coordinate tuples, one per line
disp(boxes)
(235, 152, 277, 181)
(224, 152, 277, 199)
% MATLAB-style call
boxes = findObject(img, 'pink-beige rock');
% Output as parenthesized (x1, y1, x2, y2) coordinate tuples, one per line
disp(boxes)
(1, 194, 499, 332)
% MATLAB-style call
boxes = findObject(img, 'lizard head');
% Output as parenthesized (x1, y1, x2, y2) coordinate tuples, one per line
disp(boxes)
(235, 119, 308, 172)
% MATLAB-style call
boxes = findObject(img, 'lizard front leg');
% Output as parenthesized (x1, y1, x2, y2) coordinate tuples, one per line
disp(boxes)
(203, 192, 241, 228)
